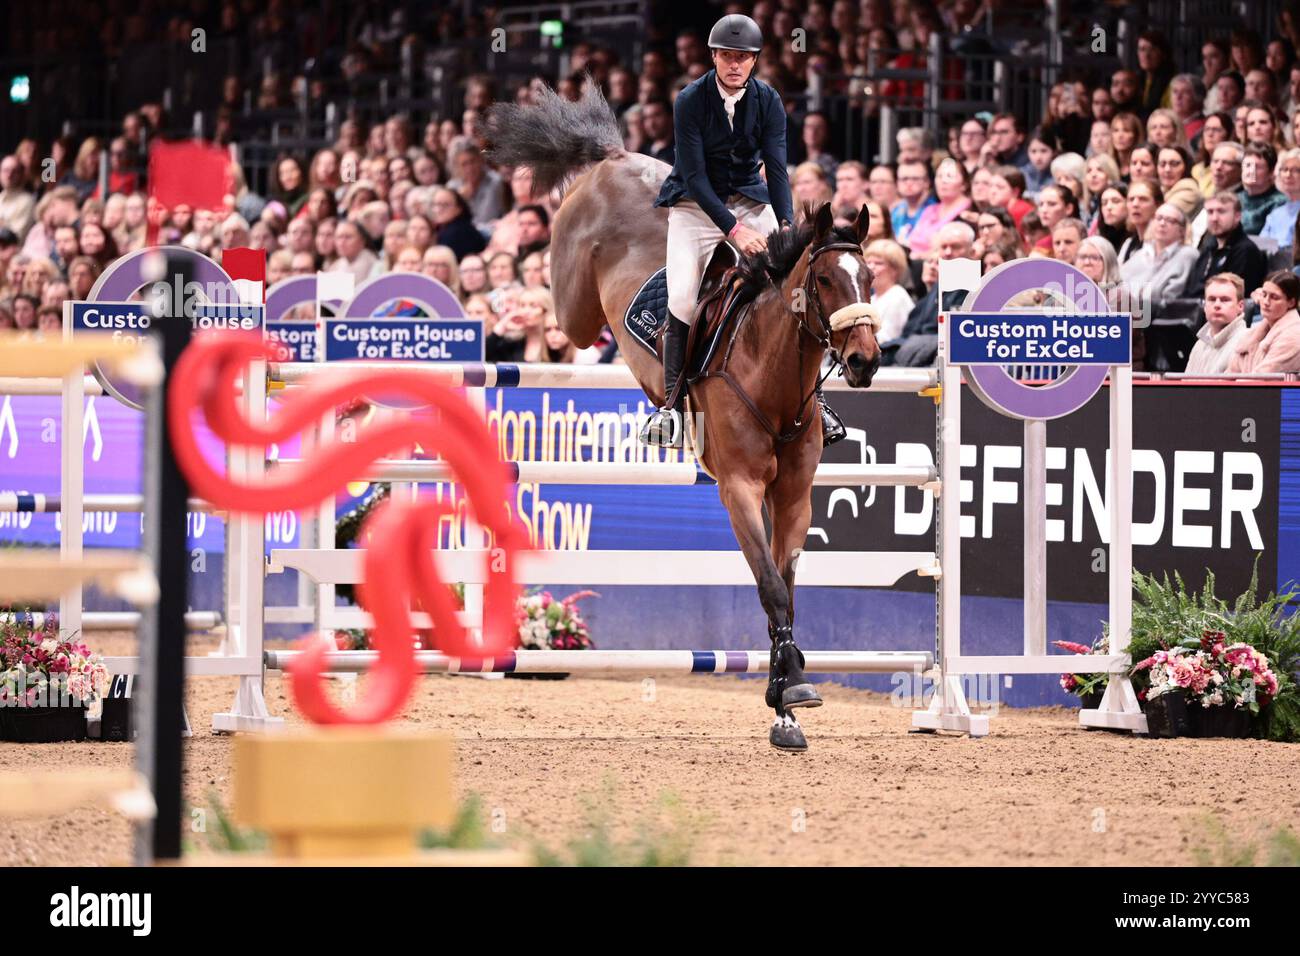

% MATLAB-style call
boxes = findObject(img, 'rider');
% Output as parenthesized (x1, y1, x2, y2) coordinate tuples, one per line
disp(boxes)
(640, 13, 846, 449)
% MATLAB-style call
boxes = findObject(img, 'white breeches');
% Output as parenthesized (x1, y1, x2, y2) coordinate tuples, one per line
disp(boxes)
(665, 195, 778, 322)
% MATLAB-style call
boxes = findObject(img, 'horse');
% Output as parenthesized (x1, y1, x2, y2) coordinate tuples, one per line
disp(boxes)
(485, 82, 882, 751)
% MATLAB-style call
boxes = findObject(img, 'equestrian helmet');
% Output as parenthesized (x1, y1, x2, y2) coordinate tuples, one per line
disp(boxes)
(708, 14, 763, 53)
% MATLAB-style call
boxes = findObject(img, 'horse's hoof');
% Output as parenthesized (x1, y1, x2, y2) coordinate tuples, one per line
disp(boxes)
(782, 682, 823, 709)
(770, 716, 808, 752)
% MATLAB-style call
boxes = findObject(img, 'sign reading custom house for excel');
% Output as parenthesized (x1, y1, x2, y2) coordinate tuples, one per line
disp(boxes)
(325, 316, 482, 362)
(949, 312, 1130, 365)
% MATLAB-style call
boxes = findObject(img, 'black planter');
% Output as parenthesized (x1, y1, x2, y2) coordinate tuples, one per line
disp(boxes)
(1079, 689, 1106, 710)
(505, 672, 570, 681)
(1142, 692, 1192, 738)
(1189, 704, 1252, 738)
(0, 703, 88, 743)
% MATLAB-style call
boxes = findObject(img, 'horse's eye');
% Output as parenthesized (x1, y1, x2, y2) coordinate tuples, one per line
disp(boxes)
(817, 274, 831, 286)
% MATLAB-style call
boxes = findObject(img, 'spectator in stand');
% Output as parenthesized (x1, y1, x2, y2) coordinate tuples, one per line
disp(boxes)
(1261, 149, 1300, 246)
(380, 219, 408, 271)
(1121, 179, 1161, 260)
(515, 204, 551, 256)
(77, 222, 117, 269)
(521, 251, 546, 288)
(485, 285, 544, 362)
(972, 207, 1022, 258)
(891, 159, 935, 246)
(982, 113, 1029, 168)
(1240, 143, 1286, 234)
(421, 246, 460, 290)
(1146, 109, 1187, 149)
(862, 238, 913, 342)
(1091, 87, 1118, 124)
(266, 249, 293, 286)
(987, 166, 1034, 231)
(1110, 112, 1143, 180)
(833, 161, 870, 220)
(22, 187, 78, 260)
(896, 127, 935, 169)
(639, 98, 676, 166)
(1202, 38, 1231, 113)
(487, 250, 519, 292)
(430, 187, 486, 260)
(906, 157, 971, 259)
(954, 118, 987, 174)
(51, 225, 79, 276)
(1088, 118, 1113, 160)
(1137, 31, 1176, 117)
(881, 221, 976, 367)
(464, 293, 497, 334)
(95, 138, 139, 199)
(457, 254, 489, 298)
(60, 139, 100, 202)
(403, 214, 434, 254)
(801, 111, 838, 181)
(67, 256, 99, 300)
(12, 293, 38, 330)
(1193, 139, 1247, 245)
(1021, 129, 1056, 200)
(1075, 236, 1123, 304)
(1034, 184, 1079, 254)
(1185, 272, 1249, 373)
(1216, 70, 1246, 113)
(1184, 191, 1268, 299)
(1245, 104, 1286, 151)
(1109, 69, 1142, 116)
(1121, 203, 1197, 308)
(0, 156, 35, 239)
(1228, 271, 1300, 373)
(1083, 154, 1121, 228)
(329, 219, 379, 284)
(1155, 145, 1203, 220)
(1128, 143, 1158, 185)
(1048, 153, 1086, 214)
(446, 137, 506, 231)
(867, 164, 899, 210)
(1169, 74, 1207, 143)
(793, 163, 834, 218)
(1050, 217, 1086, 265)
(1246, 68, 1280, 109)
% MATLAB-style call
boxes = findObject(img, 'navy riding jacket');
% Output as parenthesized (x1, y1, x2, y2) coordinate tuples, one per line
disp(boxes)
(653, 69, 794, 236)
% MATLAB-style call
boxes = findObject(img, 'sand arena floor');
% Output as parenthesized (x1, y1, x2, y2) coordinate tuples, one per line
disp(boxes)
(1, 634, 1296, 866)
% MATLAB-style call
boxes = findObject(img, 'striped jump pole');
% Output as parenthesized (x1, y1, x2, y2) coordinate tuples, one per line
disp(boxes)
(0, 375, 104, 396)
(264, 648, 934, 675)
(268, 459, 940, 489)
(268, 361, 940, 395)
(0, 492, 217, 514)
(0, 610, 222, 631)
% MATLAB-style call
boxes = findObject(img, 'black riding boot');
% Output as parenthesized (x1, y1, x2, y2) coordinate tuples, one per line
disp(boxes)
(638, 312, 690, 448)
(818, 389, 845, 446)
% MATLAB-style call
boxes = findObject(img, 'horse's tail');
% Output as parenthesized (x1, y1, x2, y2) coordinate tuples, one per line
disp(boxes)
(483, 77, 625, 196)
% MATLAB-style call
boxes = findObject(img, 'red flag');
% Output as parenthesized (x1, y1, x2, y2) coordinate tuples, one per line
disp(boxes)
(148, 140, 232, 212)
(222, 247, 266, 304)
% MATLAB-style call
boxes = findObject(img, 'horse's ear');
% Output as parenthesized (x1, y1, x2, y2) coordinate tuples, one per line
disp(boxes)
(853, 203, 871, 244)
(813, 202, 833, 239)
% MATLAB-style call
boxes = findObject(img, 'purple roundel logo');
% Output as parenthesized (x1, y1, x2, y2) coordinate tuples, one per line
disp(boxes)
(951, 258, 1127, 421)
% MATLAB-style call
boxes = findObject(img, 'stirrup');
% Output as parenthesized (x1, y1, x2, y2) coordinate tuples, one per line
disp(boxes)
(639, 406, 684, 448)
(818, 392, 846, 446)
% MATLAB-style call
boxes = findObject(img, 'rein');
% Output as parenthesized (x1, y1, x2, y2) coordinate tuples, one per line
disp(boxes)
(693, 240, 876, 446)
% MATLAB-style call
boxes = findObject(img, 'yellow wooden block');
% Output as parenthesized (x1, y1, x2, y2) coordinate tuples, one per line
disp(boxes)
(0, 769, 155, 820)
(232, 728, 455, 860)
(0, 332, 161, 383)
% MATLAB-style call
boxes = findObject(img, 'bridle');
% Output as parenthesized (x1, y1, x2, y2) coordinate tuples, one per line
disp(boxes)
(696, 239, 882, 446)
(799, 240, 883, 365)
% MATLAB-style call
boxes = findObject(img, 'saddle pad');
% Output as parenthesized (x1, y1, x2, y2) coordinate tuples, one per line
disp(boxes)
(624, 267, 668, 357)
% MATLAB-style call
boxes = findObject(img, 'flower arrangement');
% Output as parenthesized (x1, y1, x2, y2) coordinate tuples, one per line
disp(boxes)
(1053, 636, 1110, 700)
(1134, 630, 1280, 714)
(0, 612, 110, 708)
(515, 589, 598, 651)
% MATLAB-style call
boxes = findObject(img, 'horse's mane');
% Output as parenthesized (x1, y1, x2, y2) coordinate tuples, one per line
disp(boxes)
(734, 207, 863, 299)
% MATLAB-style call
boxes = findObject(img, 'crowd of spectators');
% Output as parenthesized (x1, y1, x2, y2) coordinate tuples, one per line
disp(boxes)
(4, 2, 1300, 374)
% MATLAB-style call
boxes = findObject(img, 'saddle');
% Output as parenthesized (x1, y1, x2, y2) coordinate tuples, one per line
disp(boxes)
(623, 240, 756, 403)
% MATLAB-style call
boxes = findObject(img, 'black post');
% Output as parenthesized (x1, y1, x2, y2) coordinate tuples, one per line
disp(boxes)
(135, 254, 194, 863)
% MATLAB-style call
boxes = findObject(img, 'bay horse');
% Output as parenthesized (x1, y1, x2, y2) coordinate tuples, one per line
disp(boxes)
(486, 83, 882, 751)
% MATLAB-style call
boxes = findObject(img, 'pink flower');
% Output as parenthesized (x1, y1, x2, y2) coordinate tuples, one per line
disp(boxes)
(1052, 640, 1094, 655)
